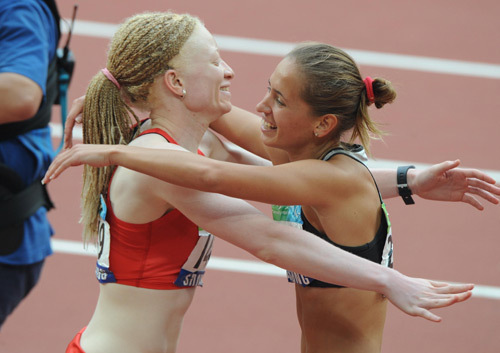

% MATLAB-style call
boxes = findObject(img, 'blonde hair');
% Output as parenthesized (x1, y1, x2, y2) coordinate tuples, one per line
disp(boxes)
(286, 42, 397, 155)
(81, 12, 199, 243)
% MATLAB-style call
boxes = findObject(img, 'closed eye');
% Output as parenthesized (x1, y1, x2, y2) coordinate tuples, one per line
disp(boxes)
(267, 85, 285, 107)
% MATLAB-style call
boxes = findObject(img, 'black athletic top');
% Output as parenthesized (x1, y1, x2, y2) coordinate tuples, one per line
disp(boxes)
(285, 147, 394, 288)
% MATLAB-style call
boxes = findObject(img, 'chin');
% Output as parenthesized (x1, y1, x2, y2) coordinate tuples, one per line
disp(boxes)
(260, 133, 277, 148)
(219, 103, 232, 115)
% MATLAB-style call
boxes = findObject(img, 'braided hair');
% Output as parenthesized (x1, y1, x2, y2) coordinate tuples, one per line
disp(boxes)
(81, 12, 199, 243)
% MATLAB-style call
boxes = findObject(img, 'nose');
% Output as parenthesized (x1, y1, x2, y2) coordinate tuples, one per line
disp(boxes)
(256, 92, 271, 114)
(222, 60, 234, 79)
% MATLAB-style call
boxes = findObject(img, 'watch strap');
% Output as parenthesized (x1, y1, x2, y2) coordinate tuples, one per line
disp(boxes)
(397, 165, 415, 205)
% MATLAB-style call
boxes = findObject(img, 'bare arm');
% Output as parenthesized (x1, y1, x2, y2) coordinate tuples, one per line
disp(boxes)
(44, 144, 351, 207)
(170, 186, 471, 323)
(0, 73, 42, 124)
(200, 129, 271, 166)
(45, 143, 500, 211)
(213, 107, 500, 206)
(211, 106, 290, 164)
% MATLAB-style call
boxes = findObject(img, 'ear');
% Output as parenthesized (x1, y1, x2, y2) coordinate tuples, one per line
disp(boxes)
(163, 69, 184, 97)
(314, 114, 338, 137)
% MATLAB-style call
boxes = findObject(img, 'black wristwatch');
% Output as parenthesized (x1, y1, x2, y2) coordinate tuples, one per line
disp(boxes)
(397, 165, 415, 205)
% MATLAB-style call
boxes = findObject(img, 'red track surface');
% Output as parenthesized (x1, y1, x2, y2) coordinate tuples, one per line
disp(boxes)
(1, 1, 499, 352)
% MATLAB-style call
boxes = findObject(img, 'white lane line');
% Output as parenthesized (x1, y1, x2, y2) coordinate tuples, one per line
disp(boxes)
(51, 238, 500, 300)
(63, 19, 500, 79)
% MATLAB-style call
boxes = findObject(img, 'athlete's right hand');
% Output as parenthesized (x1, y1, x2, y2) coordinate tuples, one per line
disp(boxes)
(43, 144, 116, 184)
(62, 95, 85, 150)
(384, 270, 473, 322)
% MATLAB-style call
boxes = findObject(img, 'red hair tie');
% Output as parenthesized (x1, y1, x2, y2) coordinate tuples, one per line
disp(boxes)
(363, 76, 375, 104)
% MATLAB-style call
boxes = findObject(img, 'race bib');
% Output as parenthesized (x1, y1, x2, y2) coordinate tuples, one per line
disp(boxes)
(95, 195, 117, 284)
(271, 204, 303, 228)
(174, 230, 214, 287)
(286, 270, 312, 286)
(380, 203, 394, 268)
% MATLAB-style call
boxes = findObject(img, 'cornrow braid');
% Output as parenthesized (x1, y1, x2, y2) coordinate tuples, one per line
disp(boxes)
(80, 12, 200, 244)
(108, 13, 198, 107)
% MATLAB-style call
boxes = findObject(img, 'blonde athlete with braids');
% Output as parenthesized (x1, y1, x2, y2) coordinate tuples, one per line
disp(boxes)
(46, 37, 500, 353)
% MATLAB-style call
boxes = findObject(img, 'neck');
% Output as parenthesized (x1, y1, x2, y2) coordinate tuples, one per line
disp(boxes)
(287, 139, 341, 162)
(149, 109, 210, 153)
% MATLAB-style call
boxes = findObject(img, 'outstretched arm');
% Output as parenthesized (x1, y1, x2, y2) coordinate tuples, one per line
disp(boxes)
(213, 108, 500, 206)
(170, 185, 472, 323)
(44, 143, 473, 322)
(57, 98, 500, 209)
(372, 160, 500, 210)
(43, 144, 357, 207)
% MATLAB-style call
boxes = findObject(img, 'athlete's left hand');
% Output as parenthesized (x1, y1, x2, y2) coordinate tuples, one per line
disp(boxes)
(409, 160, 500, 210)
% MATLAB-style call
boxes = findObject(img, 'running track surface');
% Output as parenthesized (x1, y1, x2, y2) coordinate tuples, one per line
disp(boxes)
(1, 1, 500, 352)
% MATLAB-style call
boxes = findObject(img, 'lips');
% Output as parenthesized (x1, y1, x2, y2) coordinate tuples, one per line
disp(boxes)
(261, 119, 277, 130)
(219, 86, 231, 101)
(220, 81, 231, 92)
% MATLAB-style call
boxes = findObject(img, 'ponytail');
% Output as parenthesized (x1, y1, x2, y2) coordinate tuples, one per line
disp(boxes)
(351, 77, 396, 154)
(80, 73, 139, 244)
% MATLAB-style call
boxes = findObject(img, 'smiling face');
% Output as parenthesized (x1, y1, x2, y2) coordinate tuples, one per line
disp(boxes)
(256, 57, 320, 157)
(172, 24, 234, 118)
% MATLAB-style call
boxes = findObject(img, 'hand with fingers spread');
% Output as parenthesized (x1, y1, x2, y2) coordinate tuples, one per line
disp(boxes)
(384, 272, 473, 322)
(410, 160, 500, 210)
(62, 95, 85, 150)
(42, 144, 115, 184)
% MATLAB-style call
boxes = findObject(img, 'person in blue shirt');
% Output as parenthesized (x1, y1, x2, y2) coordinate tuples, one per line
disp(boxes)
(0, 0, 60, 328)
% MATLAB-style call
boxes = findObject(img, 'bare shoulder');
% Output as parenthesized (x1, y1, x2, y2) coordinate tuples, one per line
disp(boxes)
(270, 156, 375, 208)
(314, 155, 382, 245)
(129, 132, 185, 151)
(109, 134, 185, 222)
(323, 154, 376, 197)
(121, 133, 186, 186)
